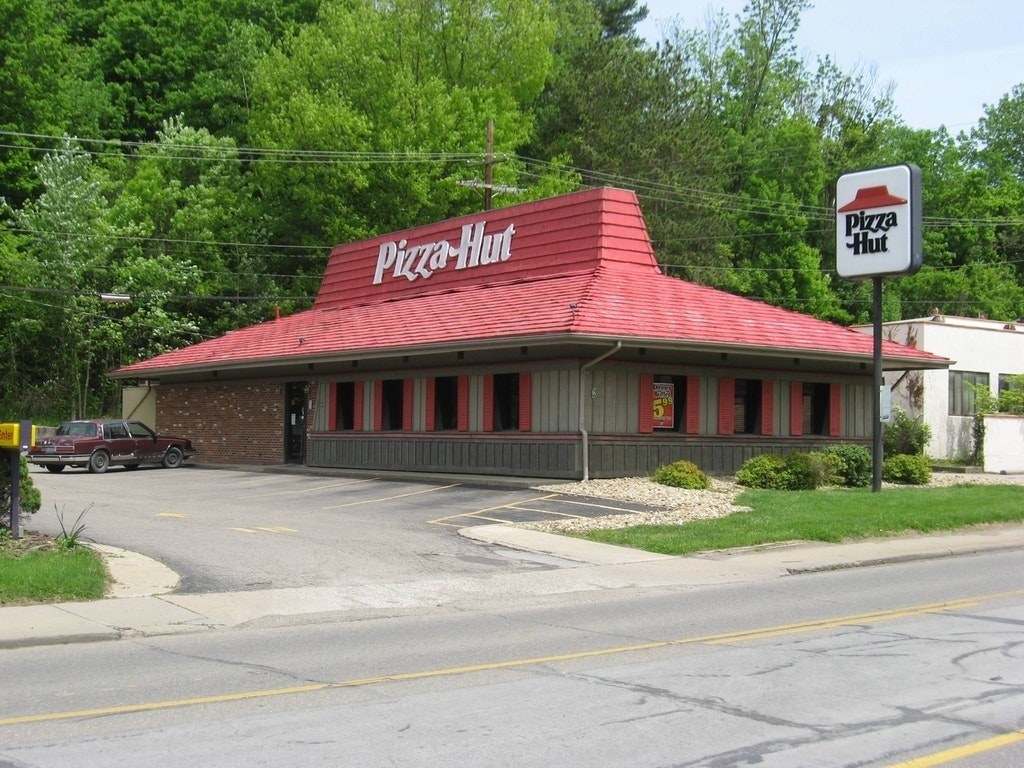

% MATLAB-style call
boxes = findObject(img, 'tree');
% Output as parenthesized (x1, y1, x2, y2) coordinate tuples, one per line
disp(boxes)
(249, 0, 561, 252)
(529, 0, 732, 281)
(66, 0, 320, 142)
(593, 0, 648, 38)
(8, 140, 117, 418)
(0, 0, 109, 207)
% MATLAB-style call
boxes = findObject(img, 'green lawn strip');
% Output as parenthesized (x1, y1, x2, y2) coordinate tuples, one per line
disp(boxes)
(581, 485, 1024, 556)
(0, 547, 108, 605)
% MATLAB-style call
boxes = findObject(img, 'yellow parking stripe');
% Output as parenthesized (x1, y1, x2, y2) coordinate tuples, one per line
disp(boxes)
(321, 484, 460, 510)
(227, 527, 297, 535)
(427, 494, 556, 525)
(240, 477, 379, 500)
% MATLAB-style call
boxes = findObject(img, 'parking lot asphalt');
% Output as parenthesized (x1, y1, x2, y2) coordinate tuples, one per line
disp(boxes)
(3, 463, 1023, 649)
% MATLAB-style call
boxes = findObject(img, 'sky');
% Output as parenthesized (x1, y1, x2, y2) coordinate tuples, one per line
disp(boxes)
(637, 0, 1024, 132)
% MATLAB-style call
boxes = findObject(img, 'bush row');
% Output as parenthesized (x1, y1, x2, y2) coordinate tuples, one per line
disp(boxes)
(649, 444, 931, 493)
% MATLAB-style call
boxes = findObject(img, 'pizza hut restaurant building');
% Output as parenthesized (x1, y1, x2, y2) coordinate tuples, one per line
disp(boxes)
(111, 187, 948, 479)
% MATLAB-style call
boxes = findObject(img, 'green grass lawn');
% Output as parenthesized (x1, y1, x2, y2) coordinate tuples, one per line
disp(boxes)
(582, 484, 1024, 556)
(0, 542, 108, 605)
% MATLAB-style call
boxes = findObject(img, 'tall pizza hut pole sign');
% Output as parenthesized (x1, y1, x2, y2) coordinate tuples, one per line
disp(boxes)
(836, 164, 923, 492)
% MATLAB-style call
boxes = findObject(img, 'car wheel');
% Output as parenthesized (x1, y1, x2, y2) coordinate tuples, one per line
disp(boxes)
(45, 465, 65, 473)
(162, 446, 184, 469)
(88, 451, 110, 474)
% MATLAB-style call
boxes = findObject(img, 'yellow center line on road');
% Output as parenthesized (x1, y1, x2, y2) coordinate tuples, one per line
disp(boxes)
(239, 477, 380, 500)
(321, 483, 461, 510)
(884, 730, 1024, 767)
(3, 590, 1022, 728)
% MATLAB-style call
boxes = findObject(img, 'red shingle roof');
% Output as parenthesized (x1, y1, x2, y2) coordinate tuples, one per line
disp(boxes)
(114, 187, 945, 377)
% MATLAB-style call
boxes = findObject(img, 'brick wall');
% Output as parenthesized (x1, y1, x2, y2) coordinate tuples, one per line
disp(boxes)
(157, 381, 284, 464)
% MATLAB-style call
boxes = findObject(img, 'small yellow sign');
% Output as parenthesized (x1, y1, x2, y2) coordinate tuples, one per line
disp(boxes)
(0, 422, 34, 450)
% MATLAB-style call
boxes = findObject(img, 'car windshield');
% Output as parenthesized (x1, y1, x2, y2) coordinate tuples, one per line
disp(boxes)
(56, 422, 98, 437)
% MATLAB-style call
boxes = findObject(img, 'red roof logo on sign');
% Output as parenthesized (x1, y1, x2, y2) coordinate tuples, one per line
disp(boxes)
(838, 185, 907, 212)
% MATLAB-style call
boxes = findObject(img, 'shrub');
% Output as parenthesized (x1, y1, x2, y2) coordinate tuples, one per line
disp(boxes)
(882, 453, 932, 485)
(736, 454, 792, 490)
(787, 451, 843, 490)
(821, 443, 872, 487)
(883, 409, 930, 457)
(651, 460, 710, 490)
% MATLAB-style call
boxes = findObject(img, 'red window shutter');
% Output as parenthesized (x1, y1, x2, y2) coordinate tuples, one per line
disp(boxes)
(424, 378, 436, 432)
(789, 381, 803, 436)
(518, 372, 532, 431)
(829, 383, 842, 436)
(327, 383, 338, 431)
(372, 380, 384, 431)
(639, 373, 654, 433)
(402, 379, 414, 431)
(457, 375, 469, 432)
(482, 375, 495, 432)
(353, 381, 364, 432)
(760, 380, 774, 435)
(685, 376, 700, 434)
(718, 378, 735, 435)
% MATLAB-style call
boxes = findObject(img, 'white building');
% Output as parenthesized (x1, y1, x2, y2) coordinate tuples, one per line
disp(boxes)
(858, 314, 1024, 461)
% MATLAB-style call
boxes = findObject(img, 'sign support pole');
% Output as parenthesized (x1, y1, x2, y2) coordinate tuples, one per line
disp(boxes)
(872, 277, 883, 493)
(836, 163, 922, 494)
(8, 451, 20, 540)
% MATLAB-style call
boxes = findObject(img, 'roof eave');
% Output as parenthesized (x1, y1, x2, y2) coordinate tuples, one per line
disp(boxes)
(109, 331, 950, 379)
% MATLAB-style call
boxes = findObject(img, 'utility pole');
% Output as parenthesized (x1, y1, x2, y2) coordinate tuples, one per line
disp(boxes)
(484, 119, 494, 212)
(456, 119, 523, 212)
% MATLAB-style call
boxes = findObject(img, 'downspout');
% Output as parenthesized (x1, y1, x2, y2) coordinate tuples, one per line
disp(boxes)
(579, 341, 622, 481)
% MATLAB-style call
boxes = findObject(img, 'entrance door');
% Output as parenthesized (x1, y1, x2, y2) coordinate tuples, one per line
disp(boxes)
(285, 382, 307, 464)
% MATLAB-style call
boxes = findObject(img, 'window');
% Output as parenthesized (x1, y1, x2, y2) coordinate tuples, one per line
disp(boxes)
(105, 422, 128, 439)
(381, 379, 405, 430)
(493, 373, 520, 431)
(802, 383, 830, 435)
(653, 375, 687, 431)
(998, 373, 1024, 395)
(433, 376, 458, 431)
(734, 378, 762, 434)
(949, 371, 988, 416)
(336, 382, 355, 431)
(127, 422, 155, 439)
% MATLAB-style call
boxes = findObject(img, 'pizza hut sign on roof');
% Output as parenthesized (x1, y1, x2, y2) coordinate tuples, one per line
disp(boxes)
(836, 163, 922, 279)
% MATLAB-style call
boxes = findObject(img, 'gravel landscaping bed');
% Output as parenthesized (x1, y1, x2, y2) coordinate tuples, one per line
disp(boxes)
(530, 472, 1023, 535)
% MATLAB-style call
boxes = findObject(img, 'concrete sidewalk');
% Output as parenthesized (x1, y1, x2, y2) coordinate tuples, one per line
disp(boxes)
(1, 525, 1022, 650)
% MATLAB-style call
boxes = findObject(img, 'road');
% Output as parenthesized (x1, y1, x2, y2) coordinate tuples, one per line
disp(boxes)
(2, 465, 1022, 766)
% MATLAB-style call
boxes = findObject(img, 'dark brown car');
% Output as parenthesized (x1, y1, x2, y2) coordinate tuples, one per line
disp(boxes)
(28, 419, 196, 474)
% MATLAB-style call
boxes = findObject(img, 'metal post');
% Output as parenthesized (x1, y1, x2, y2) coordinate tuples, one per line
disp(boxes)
(8, 451, 20, 540)
(872, 276, 883, 493)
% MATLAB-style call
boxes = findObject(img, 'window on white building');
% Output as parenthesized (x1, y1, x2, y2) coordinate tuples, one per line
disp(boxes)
(948, 371, 988, 416)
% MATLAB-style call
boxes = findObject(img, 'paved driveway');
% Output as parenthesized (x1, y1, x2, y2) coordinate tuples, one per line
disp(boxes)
(25, 465, 654, 594)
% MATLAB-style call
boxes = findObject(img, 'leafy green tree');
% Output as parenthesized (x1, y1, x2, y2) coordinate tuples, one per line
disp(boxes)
(8, 140, 117, 418)
(249, 0, 560, 251)
(0, 0, 109, 207)
(104, 117, 277, 339)
(68, 0, 320, 142)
